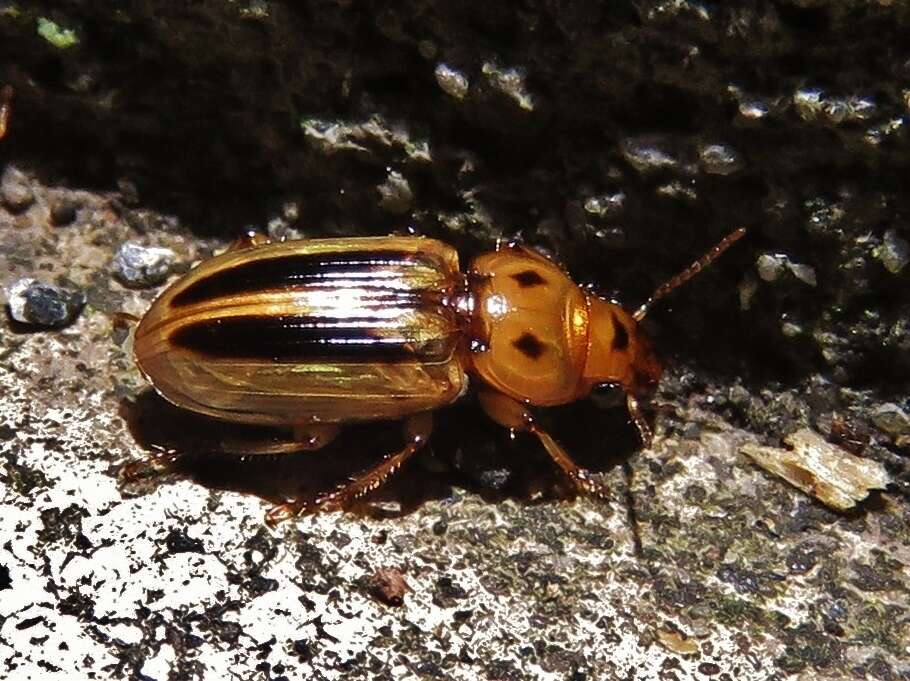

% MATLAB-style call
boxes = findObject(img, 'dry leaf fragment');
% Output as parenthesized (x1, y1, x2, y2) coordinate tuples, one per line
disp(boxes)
(740, 428, 890, 510)
(656, 627, 700, 655)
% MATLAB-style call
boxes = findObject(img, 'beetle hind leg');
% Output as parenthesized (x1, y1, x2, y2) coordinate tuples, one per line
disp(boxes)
(478, 389, 611, 500)
(265, 413, 433, 524)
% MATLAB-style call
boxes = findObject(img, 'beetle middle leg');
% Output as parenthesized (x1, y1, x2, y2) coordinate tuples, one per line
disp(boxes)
(477, 389, 611, 500)
(227, 229, 271, 251)
(121, 444, 180, 481)
(265, 412, 433, 524)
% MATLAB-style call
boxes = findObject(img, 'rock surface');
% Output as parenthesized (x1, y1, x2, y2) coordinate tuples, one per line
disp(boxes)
(0, 2, 909, 680)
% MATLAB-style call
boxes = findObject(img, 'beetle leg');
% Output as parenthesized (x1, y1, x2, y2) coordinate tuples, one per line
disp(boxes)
(227, 229, 271, 251)
(265, 412, 433, 524)
(477, 389, 611, 500)
(625, 394, 653, 449)
(121, 445, 180, 481)
(219, 423, 339, 456)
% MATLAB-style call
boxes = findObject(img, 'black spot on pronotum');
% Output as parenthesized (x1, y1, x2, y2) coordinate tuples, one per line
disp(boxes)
(610, 311, 629, 351)
(510, 269, 547, 288)
(512, 332, 545, 360)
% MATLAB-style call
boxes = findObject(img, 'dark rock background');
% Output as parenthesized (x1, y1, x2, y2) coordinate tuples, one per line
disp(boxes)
(4, 2, 910, 394)
(1, 2, 909, 680)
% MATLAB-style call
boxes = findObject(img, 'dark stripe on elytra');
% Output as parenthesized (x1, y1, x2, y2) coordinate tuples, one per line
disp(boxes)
(610, 311, 629, 351)
(170, 315, 453, 363)
(512, 332, 545, 360)
(510, 269, 547, 288)
(171, 250, 425, 307)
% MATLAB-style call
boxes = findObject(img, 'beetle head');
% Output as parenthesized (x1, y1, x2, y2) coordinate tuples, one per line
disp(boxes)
(582, 296, 662, 398)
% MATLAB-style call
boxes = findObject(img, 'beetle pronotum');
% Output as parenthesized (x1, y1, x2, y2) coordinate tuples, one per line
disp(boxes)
(132, 228, 746, 522)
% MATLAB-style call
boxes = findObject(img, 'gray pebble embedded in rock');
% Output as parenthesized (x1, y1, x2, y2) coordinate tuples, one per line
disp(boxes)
(583, 193, 625, 218)
(620, 137, 678, 173)
(793, 88, 876, 126)
(434, 63, 469, 100)
(6, 278, 86, 328)
(481, 61, 534, 111)
(876, 229, 909, 274)
(0, 166, 35, 213)
(377, 170, 414, 215)
(112, 242, 177, 288)
(698, 144, 743, 176)
(756, 253, 816, 286)
(871, 403, 910, 437)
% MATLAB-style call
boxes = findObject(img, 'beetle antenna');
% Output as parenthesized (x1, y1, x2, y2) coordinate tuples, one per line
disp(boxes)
(633, 227, 746, 322)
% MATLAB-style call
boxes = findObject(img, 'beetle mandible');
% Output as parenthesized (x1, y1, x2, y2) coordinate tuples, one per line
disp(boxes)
(132, 228, 746, 523)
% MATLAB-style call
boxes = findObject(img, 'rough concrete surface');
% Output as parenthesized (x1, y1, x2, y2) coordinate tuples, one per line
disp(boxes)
(1, 1, 910, 680)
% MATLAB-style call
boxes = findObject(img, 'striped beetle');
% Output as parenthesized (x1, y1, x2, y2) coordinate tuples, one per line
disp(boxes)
(133, 228, 745, 522)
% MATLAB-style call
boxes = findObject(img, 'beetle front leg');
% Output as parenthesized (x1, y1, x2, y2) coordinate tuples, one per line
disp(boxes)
(265, 412, 433, 524)
(625, 394, 653, 449)
(478, 389, 611, 500)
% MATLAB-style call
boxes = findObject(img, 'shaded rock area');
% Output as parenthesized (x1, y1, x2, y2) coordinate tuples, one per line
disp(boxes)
(0, 2, 908, 680)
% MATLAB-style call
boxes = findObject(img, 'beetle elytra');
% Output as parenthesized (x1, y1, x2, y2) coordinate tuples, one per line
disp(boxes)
(132, 228, 746, 522)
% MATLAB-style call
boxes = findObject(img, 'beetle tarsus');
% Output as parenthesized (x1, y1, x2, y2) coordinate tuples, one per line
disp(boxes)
(264, 413, 433, 523)
(529, 423, 612, 500)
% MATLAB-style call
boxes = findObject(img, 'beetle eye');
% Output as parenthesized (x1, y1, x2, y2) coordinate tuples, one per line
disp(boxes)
(590, 382, 624, 409)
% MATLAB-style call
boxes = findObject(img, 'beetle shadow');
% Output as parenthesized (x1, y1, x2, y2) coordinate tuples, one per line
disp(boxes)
(119, 388, 641, 518)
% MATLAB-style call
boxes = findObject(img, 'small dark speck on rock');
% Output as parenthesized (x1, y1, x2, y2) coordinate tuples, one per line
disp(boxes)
(787, 543, 821, 575)
(49, 197, 79, 226)
(698, 662, 721, 675)
(327, 530, 352, 549)
(366, 568, 408, 606)
(164, 528, 205, 554)
(16, 615, 44, 630)
(211, 620, 242, 645)
(245, 575, 279, 598)
(433, 576, 468, 608)
(6, 278, 85, 328)
(292, 639, 313, 661)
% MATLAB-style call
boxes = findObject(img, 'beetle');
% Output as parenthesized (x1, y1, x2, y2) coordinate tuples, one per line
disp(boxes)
(132, 228, 745, 523)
